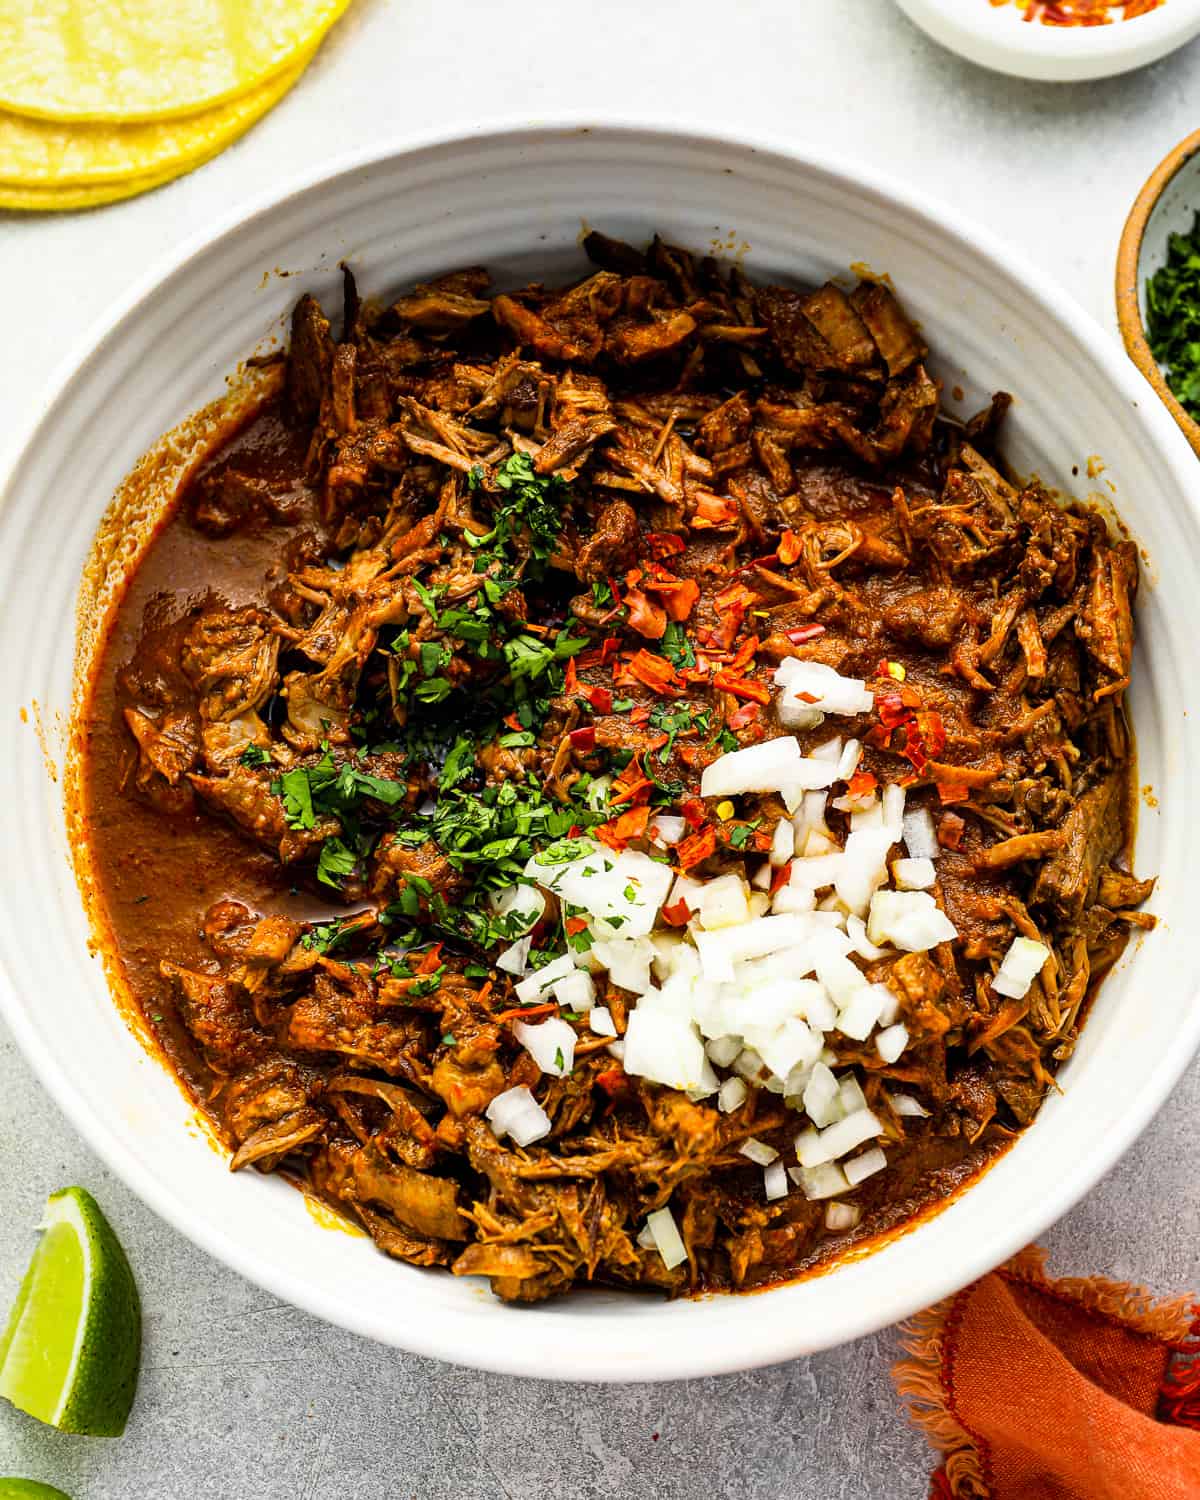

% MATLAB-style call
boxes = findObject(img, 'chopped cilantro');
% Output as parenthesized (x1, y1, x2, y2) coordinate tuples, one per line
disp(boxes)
(238, 743, 271, 768)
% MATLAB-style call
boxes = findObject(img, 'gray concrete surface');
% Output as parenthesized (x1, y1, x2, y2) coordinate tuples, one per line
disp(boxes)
(2, 2, 1200, 1495)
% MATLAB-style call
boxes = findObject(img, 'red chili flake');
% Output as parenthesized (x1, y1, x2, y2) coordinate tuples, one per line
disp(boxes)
(727, 634, 759, 674)
(624, 649, 678, 694)
(645, 531, 687, 558)
(902, 730, 928, 773)
(938, 811, 966, 848)
(644, 574, 700, 622)
(606, 575, 623, 606)
(727, 702, 761, 730)
(581, 682, 614, 715)
(610, 760, 653, 806)
(915, 710, 947, 758)
(681, 798, 707, 829)
(786, 624, 826, 644)
(677, 826, 717, 869)
(564, 657, 579, 694)
(625, 587, 668, 640)
(503, 712, 523, 732)
(847, 770, 878, 798)
(691, 492, 740, 529)
(565, 916, 589, 937)
(936, 779, 971, 806)
(877, 692, 914, 730)
(864, 724, 891, 750)
(777, 529, 802, 565)
(713, 671, 770, 705)
(569, 726, 597, 752)
(625, 566, 645, 589)
(597, 804, 652, 848)
(417, 943, 444, 974)
(596, 1068, 629, 1096)
(770, 861, 792, 895)
(629, 704, 652, 725)
(600, 636, 621, 663)
(714, 580, 757, 615)
(660, 897, 693, 927)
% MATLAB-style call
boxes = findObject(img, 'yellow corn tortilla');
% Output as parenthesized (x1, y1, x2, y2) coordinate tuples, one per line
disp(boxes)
(0, 51, 309, 186)
(0, 0, 349, 122)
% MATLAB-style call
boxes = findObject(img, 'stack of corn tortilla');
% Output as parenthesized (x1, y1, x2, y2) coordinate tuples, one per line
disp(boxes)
(0, 0, 351, 211)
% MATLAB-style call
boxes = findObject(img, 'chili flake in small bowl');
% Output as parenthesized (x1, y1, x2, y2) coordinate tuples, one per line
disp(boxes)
(894, 0, 1200, 78)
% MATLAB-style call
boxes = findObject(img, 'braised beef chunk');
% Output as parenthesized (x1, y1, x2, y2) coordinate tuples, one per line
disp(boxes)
(88, 236, 1152, 1307)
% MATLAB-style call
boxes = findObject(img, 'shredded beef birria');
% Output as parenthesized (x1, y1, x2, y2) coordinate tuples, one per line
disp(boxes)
(82, 232, 1153, 1302)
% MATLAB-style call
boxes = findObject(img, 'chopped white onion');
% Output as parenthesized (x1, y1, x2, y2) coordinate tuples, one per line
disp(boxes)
(496, 936, 532, 976)
(844, 1147, 888, 1185)
(751, 861, 773, 891)
(846, 914, 889, 961)
(873, 983, 901, 1027)
(591, 936, 654, 995)
(795, 1107, 883, 1167)
(486, 1085, 551, 1147)
(803, 1063, 842, 1128)
(836, 985, 886, 1042)
(992, 936, 1051, 1000)
(795, 1162, 850, 1200)
(774, 659, 875, 717)
(875, 1023, 909, 1064)
(553, 969, 595, 1012)
(588, 1005, 618, 1037)
(892, 856, 936, 891)
(650, 814, 686, 846)
(622, 1008, 707, 1091)
(837, 1074, 869, 1116)
(700, 735, 837, 813)
(835, 828, 894, 917)
(882, 783, 907, 839)
(764, 1160, 790, 1201)
(836, 738, 862, 783)
(825, 1200, 861, 1231)
(488, 882, 546, 934)
(513, 1016, 577, 1077)
(694, 913, 817, 982)
(695, 873, 751, 931)
(902, 807, 939, 860)
(740, 1137, 779, 1166)
(888, 1091, 930, 1118)
(733, 1046, 767, 1082)
(645, 1206, 688, 1269)
(770, 817, 795, 867)
(514, 953, 575, 1004)
(867, 890, 958, 952)
(718, 1076, 748, 1113)
(705, 1035, 742, 1068)
(809, 735, 844, 764)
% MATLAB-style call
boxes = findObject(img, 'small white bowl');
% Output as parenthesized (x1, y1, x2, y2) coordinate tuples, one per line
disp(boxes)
(1, 122, 1199, 1381)
(895, 0, 1200, 81)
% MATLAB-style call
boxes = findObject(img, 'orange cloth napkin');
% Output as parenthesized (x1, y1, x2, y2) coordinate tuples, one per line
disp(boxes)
(894, 1248, 1200, 1499)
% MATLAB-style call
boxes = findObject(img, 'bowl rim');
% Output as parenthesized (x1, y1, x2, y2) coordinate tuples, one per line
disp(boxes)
(3, 116, 1199, 1379)
(1116, 126, 1200, 460)
(896, 0, 1200, 57)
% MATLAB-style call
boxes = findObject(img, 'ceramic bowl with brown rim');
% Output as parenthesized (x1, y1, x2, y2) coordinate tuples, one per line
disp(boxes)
(1117, 127, 1200, 459)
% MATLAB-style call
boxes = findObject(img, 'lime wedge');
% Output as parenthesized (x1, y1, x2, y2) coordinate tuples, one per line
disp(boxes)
(0, 1482, 72, 1498)
(0, 1187, 140, 1436)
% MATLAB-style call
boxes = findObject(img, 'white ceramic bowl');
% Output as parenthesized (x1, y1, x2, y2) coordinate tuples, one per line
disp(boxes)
(2, 123, 1198, 1382)
(895, 0, 1200, 81)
